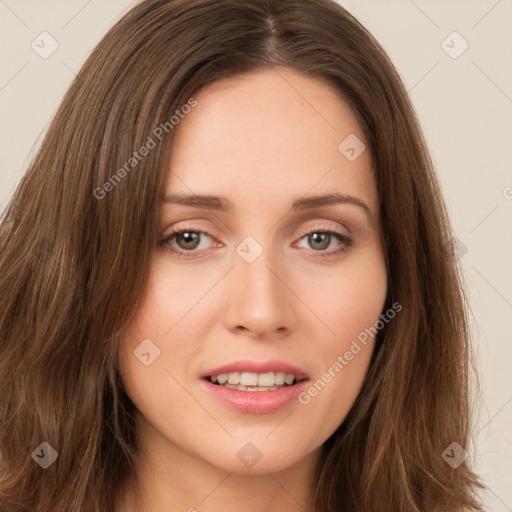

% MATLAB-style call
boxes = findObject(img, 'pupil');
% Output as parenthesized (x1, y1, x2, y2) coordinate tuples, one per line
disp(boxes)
(310, 233, 329, 250)
(179, 232, 200, 250)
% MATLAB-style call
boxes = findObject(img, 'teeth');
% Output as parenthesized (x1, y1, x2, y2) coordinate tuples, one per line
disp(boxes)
(275, 372, 286, 385)
(257, 372, 274, 386)
(223, 383, 282, 391)
(209, 371, 298, 388)
(227, 372, 240, 385)
(241, 372, 258, 386)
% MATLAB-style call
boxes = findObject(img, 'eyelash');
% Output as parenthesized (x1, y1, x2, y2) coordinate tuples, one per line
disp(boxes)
(160, 225, 353, 260)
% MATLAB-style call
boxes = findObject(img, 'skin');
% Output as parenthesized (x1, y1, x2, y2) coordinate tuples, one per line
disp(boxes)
(117, 67, 388, 512)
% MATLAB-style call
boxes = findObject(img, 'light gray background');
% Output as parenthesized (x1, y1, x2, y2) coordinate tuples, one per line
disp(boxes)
(1, 1, 511, 509)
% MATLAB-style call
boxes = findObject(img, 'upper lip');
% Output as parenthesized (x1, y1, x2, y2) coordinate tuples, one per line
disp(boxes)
(200, 360, 309, 380)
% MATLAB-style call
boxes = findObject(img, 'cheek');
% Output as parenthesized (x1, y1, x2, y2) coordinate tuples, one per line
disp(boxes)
(116, 276, 203, 431)
(117, 258, 216, 395)
(121, 258, 215, 350)
(292, 251, 387, 430)
(298, 249, 388, 341)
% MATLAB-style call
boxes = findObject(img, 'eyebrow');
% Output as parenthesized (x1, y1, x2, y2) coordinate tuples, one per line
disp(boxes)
(162, 192, 374, 224)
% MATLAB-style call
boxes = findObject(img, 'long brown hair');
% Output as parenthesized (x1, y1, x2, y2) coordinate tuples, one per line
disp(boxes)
(0, 0, 484, 510)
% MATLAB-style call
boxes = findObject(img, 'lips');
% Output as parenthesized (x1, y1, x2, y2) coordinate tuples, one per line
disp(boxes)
(199, 360, 310, 413)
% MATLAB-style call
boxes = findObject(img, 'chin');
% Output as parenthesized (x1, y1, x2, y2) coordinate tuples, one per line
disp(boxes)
(192, 432, 317, 475)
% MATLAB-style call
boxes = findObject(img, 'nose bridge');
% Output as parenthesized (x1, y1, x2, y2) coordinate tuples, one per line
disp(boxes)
(225, 233, 295, 335)
(235, 233, 282, 301)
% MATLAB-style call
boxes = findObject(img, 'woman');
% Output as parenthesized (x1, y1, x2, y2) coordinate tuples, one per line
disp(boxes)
(0, 0, 484, 510)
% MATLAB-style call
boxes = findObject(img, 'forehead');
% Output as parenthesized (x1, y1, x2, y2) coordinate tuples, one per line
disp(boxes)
(166, 67, 376, 211)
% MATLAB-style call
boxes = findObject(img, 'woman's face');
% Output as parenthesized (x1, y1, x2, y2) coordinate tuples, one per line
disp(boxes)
(118, 67, 387, 476)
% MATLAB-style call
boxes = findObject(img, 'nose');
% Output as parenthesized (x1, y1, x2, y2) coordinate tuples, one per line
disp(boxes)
(224, 241, 296, 339)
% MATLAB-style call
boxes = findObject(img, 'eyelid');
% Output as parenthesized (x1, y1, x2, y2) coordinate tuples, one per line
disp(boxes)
(164, 220, 348, 243)
(165, 218, 349, 237)
(296, 221, 349, 238)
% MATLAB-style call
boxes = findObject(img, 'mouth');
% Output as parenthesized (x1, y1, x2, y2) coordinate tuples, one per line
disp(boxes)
(204, 371, 309, 392)
(200, 363, 311, 414)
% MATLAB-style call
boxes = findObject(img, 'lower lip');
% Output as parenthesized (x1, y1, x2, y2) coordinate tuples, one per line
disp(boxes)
(200, 378, 309, 414)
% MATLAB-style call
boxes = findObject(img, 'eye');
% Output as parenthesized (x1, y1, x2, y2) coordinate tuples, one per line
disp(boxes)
(160, 227, 216, 258)
(295, 225, 353, 258)
(160, 224, 353, 259)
